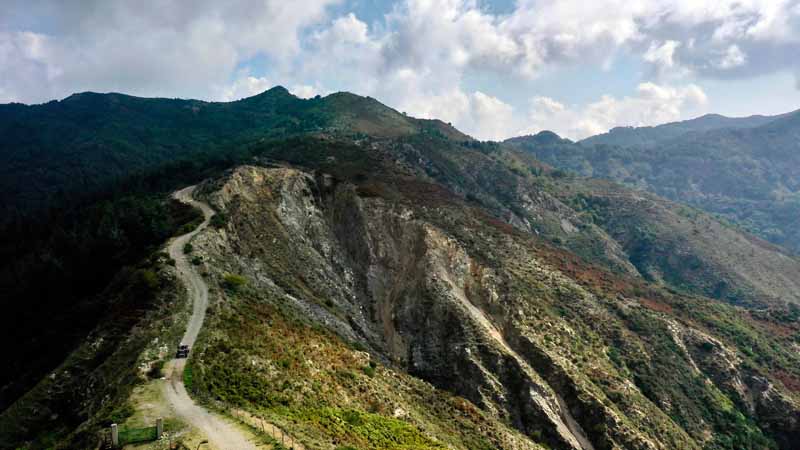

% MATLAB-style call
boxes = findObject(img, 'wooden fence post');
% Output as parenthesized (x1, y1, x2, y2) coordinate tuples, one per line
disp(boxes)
(110, 424, 119, 448)
(156, 417, 164, 438)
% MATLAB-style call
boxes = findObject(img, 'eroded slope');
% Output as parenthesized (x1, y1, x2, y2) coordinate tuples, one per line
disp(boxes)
(184, 165, 800, 449)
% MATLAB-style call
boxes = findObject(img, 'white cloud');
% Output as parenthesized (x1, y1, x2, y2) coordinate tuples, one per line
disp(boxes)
(399, 87, 470, 124)
(644, 40, 681, 70)
(290, 0, 797, 138)
(524, 83, 709, 140)
(370, 0, 800, 82)
(218, 76, 273, 101)
(323, 13, 370, 44)
(531, 96, 566, 115)
(290, 84, 324, 99)
(1, 0, 799, 139)
(387, 87, 516, 141)
(386, 81, 708, 141)
(0, 31, 55, 102)
(469, 92, 517, 141)
(218, 77, 326, 102)
(716, 45, 747, 69)
(0, 0, 340, 103)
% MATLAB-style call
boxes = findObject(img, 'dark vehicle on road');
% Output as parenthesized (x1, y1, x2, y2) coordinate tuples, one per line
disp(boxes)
(176, 343, 190, 358)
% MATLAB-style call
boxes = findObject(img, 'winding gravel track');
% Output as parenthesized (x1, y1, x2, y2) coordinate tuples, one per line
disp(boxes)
(164, 186, 260, 450)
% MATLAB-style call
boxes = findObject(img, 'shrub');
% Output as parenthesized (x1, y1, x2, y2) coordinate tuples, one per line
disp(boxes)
(342, 410, 363, 426)
(133, 269, 160, 297)
(350, 341, 368, 352)
(700, 341, 715, 352)
(147, 360, 165, 379)
(152, 251, 170, 264)
(183, 243, 193, 254)
(209, 213, 228, 229)
(106, 402, 135, 426)
(362, 364, 376, 377)
(178, 217, 203, 235)
(222, 273, 247, 292)
(191, 256, 203, 265)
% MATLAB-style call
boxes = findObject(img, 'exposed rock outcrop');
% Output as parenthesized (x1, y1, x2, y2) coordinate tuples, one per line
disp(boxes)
(190, 165, 800, 449)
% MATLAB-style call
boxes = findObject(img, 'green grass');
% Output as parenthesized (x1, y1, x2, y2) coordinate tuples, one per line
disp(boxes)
(286, 408, 447, 450)
(183, 364, 194, 392)
(118, 425, 158, 445)
(187, 291, 540, 450)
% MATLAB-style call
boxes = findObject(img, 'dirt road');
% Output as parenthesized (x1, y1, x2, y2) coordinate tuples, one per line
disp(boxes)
(164, 186, 261, 450)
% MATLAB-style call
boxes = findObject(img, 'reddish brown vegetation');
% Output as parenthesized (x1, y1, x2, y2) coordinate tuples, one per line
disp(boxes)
(774, 370, 800, 393)
(639, 298, 674, 314)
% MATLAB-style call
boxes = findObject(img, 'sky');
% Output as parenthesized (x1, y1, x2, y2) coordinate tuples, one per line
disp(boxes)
(2, 0, 800, 141)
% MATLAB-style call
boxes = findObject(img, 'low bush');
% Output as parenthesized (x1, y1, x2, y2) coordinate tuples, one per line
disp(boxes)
(209, 213, 229, 229)
(147, 360, 165, 379)
(222, 273, 247, 292)
(361, 364, 376, 378)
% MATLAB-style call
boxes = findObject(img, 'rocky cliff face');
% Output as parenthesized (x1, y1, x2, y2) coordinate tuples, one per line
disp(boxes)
(187, 165, 800, 449)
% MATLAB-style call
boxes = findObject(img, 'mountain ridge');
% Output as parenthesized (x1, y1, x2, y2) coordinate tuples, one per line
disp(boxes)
(507, 109, 800, 254)
(2, 87, 800, 449)
(578, 110, 794, 148)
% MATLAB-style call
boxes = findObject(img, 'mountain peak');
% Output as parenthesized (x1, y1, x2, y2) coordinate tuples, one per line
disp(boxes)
(504, 130, 571, 146)
(61, 91, 111, 102)
(533, 130, 565, 143)
(263, 85, 291, 96)
(240, 85, 296, 102)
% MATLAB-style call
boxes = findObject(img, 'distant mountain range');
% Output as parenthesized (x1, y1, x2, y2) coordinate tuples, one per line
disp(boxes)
(580, 112, 789, 148)
(507, 109, 800, 253)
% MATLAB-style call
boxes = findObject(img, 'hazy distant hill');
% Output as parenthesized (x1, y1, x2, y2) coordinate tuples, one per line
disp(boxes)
(507, 110, 800, 253)
(580, 112, 787, 148)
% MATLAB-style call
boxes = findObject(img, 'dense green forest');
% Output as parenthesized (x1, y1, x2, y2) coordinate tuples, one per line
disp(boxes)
(0, 184, 202, 409)
(0, 92, 290, 408)
(0, 87, 319, 222)
(0, 86, 435, 409)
